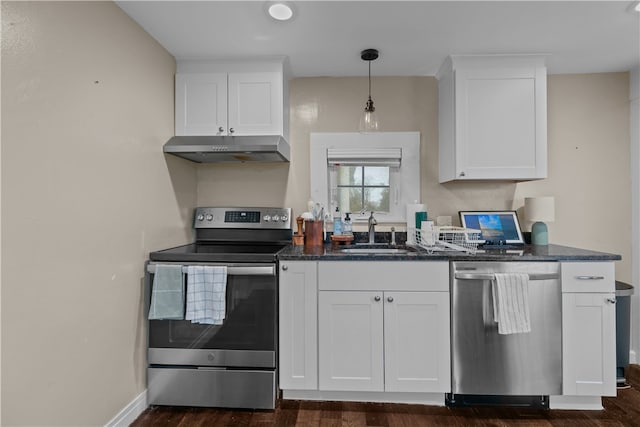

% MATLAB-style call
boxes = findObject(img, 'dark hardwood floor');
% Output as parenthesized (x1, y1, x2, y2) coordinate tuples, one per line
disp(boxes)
(130, 365, 640, 426)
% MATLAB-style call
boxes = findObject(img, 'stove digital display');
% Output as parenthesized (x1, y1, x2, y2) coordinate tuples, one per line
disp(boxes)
(225, 211, 261, 223)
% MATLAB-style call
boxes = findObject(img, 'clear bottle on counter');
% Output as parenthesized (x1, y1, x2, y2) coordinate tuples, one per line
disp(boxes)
(343, 212, 352, 235)
(333, 206, 343, 235)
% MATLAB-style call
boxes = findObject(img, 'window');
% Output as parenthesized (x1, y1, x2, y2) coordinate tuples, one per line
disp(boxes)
(310, 132, 420, 223)
(335, 165, 391, 213)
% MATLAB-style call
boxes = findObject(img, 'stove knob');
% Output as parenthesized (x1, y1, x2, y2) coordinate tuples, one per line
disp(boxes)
(281, 215, 288, 222)
(206, 214, 213, 221)
(197, 214, 205, 221)
(263, 215, 271, 222)
(273, 215, 280, 222)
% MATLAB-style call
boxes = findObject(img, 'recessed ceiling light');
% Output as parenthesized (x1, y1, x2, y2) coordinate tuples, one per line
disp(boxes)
(268, 2, 294, 21)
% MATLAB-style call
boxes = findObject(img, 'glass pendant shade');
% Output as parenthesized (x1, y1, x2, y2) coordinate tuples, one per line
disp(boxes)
(359, 97, 380, 132)
(359, 49, 380, 133)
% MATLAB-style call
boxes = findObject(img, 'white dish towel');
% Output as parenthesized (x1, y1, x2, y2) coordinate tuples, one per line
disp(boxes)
(492, 273, 531, 335)
(186, 265, 228, 325)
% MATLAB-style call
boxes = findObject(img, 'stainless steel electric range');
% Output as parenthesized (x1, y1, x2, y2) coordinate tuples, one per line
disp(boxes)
(145, 207, 292, 410)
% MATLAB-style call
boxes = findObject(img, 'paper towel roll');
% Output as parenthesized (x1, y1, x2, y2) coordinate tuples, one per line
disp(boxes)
(406, 203, 426, 244)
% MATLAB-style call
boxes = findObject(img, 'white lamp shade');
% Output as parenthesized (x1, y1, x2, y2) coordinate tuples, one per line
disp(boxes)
(525, 197, 555, 222)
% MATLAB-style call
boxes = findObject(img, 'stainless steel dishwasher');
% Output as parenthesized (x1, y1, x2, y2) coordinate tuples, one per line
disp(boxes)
(447, 261, 562, 407)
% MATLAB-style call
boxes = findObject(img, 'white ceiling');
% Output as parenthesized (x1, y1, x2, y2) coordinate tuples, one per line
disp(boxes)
(116, 1, 639, 77)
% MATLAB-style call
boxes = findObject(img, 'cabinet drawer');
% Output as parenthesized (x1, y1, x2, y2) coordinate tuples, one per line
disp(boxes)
(561, 262, 615, 293)
(318, 261, 449, 291)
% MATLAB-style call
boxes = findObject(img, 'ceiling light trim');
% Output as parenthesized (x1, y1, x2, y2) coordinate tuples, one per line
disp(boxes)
(267, 2, 294, 21)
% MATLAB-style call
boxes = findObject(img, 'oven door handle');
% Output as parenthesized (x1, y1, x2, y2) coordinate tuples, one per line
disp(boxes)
(147, 264, 275, 276)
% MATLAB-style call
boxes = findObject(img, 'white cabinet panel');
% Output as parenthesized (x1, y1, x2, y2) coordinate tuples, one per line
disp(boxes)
(228, 72, 282, 135)
(175, 64, 285, 137)
(437, 55, 547, 182)
(318, 290, 450, 394)
(384, 292, 451, 393)
(318, 291, 384, 392)
(318, 261, 449, 291)
(279, 262, 318, 390)
(561, 261, 616, 397)
(175, 73, 227, 136)
(561, 262, 615, 293)
(562, 292, 616, 396)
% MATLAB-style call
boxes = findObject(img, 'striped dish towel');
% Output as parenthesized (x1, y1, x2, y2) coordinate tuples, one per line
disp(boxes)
(186, 266, 227, 325)
(492, 273, 531, 335)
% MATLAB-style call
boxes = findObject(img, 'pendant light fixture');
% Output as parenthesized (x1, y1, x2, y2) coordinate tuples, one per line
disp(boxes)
(359, 48, 380, 132)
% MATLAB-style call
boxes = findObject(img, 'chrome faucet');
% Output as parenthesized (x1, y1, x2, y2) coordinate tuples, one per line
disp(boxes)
(368, 211, 377, 244)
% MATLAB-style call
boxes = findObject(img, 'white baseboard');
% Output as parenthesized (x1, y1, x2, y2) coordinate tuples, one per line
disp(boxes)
(105, 390, 148, 427)
(549, 395, 603, 410)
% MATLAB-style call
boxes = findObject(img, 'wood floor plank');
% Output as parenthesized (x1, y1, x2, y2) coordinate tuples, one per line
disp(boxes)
(132, 382, 640, 427)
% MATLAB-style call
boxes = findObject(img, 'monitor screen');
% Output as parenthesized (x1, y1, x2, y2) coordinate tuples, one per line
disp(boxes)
(459, 211, 525, 245)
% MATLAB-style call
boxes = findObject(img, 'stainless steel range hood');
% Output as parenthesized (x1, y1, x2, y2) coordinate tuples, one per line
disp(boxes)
(163, 135, 290, 163)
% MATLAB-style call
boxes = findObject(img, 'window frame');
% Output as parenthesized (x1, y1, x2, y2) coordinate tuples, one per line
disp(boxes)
(310, 132, 421, 223)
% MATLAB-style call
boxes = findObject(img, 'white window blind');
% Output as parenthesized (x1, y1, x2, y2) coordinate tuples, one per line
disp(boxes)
(327, 148, 402, 167)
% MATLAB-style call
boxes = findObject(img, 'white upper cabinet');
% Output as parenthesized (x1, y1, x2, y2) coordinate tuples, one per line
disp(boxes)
(175, 59, 288, 137)
(437, 55, 547, 182)
(228, 72, 283, 135)
(176, 73, 227, 136)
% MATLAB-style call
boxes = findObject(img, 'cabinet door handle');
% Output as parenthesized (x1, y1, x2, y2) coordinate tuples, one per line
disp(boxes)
(575, 275, 605, 280)
(387, 296, 394, 303)
(459, 171, 466, 177)
(281, 265, 288, 271)
(229, 127, 235, 134)
(374, 296, 381, 302)
(218, 126, 224, 133)
(607, 298, 616, 304)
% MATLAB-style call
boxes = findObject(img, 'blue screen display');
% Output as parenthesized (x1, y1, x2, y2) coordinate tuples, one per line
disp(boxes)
(461, 213, 522, 242)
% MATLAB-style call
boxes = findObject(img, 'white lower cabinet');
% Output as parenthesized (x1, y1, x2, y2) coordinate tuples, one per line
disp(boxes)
(317, 261, 451, 394)
(561, 262, 616, 397)
(384, 291, 450, 392)
(318, 291, 384, 391)
(278, 261, 318, 390)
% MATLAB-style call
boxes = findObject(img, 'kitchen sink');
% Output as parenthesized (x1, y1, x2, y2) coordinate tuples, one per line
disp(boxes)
(339, 245, 417, 255)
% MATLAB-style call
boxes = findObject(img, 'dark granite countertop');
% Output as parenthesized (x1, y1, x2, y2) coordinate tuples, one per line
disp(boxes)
(277, 242, 621, 262)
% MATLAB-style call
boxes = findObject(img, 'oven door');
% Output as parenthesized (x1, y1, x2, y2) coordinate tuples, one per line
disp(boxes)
(146, 262, 277, 369)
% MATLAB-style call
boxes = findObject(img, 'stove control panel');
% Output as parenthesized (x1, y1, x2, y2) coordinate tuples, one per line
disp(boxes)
(193, 207, 292, 230)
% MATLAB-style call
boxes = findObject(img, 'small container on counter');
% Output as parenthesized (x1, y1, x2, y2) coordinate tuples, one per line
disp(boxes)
(343, 213, 353, 235)
(304, 220, 324, 248)
(333, 207, 343, 235)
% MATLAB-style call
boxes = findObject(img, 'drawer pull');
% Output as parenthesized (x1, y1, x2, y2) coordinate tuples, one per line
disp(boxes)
(575, 275, 605, 280)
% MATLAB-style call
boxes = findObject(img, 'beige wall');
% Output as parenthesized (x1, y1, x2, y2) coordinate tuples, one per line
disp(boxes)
(1, 2, 195, 425)
(198, 73, 631, 282)
(515, 73, 631, 282)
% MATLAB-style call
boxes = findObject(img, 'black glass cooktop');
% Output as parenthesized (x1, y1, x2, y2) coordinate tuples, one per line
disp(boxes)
(149, 243, 287, 263)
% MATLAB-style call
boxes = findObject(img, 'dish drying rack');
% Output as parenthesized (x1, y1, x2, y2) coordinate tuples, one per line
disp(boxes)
(409, 226, 481, 254)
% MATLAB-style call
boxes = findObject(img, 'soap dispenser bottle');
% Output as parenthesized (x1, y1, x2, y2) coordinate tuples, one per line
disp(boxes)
(343, 212, 353, 235)
(333, 207, 343, 235)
